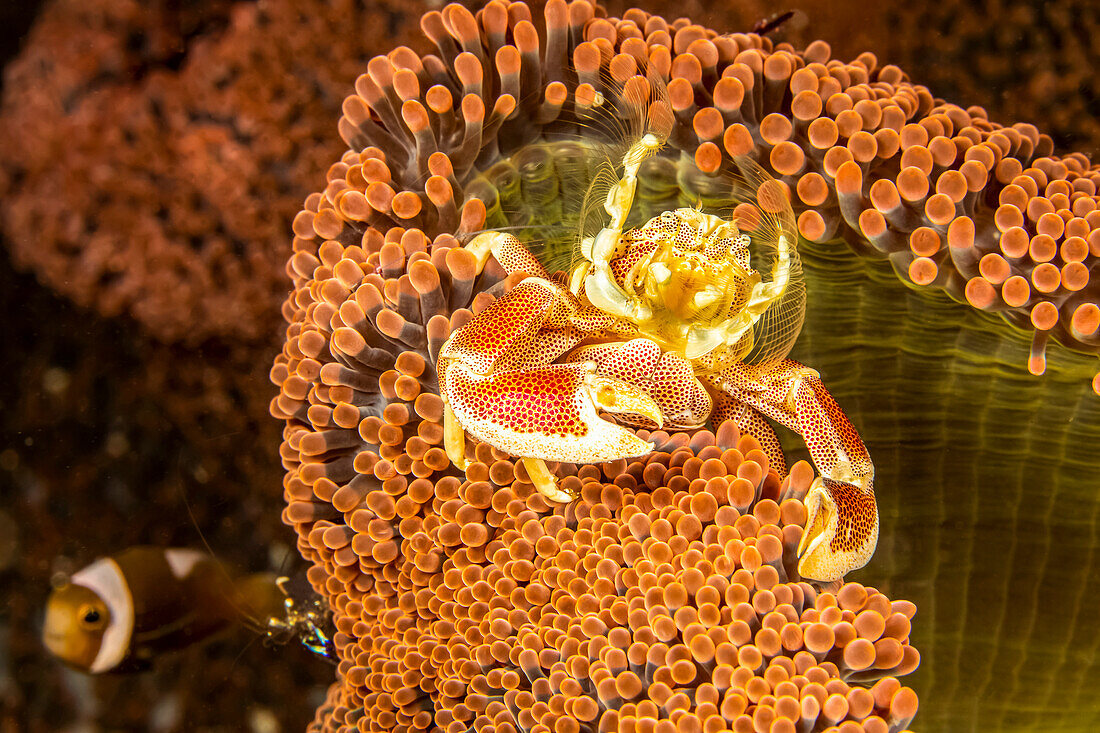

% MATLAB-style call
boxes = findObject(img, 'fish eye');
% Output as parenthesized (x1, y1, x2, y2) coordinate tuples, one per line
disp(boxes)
(78, 604, 104, 629)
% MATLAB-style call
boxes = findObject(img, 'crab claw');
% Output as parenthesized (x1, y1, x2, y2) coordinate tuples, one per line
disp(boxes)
(584, 370, 665, 428)
(444, 361, 657, 463)
(442, 361, 658, 502)
(566, 340, 712, 429)
(797, 477, 880, 582)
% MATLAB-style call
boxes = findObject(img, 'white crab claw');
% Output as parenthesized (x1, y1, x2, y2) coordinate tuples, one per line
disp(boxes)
(650, 262, 671, 284)
(584, 372, 664, 428)
(585, 268, 640, 320)
(691, 286, 724, 311)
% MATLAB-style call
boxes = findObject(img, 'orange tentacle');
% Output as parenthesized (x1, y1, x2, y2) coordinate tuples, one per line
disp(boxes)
(711, 396, 788, 477)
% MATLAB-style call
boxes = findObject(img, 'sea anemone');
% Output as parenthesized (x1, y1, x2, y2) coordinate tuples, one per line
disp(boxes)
(887, 0, 1100, 153)
(272, 2, 933, 730)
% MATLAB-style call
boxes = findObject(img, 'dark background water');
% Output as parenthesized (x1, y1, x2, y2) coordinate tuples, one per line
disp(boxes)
(0, 2, 333, 730)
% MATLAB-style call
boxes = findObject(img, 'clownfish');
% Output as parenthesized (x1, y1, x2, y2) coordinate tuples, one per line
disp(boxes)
(42, 546, 286, 673)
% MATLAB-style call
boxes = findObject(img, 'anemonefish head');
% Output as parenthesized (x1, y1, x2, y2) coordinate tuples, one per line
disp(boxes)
(42, 557, 133, 673)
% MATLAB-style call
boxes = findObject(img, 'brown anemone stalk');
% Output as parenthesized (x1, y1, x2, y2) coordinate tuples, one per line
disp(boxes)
(270, 2, 936, 731)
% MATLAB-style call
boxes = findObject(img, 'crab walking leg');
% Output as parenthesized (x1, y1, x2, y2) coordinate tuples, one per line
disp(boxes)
(465, 231, 550, 279)
(521, 458, 572, 504)
(444, 402, 470, 471)
(718, 360, 873, 488)
(716, 359, 878, 581)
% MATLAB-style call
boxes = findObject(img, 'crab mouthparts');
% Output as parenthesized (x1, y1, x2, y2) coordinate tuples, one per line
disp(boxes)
(642, 254, 729, 320)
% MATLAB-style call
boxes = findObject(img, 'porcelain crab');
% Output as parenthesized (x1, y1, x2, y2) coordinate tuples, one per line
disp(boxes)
(437, 133, 877, 581)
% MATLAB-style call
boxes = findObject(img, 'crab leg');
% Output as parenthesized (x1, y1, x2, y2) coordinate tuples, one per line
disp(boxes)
(716, 359, 878, 582)
(565, 339, 712, 429)
(718, 360, 872, 486)
(438, 276, 660, 501)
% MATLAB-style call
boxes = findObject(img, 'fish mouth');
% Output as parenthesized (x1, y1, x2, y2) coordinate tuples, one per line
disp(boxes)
(41, 631, 69, 654)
